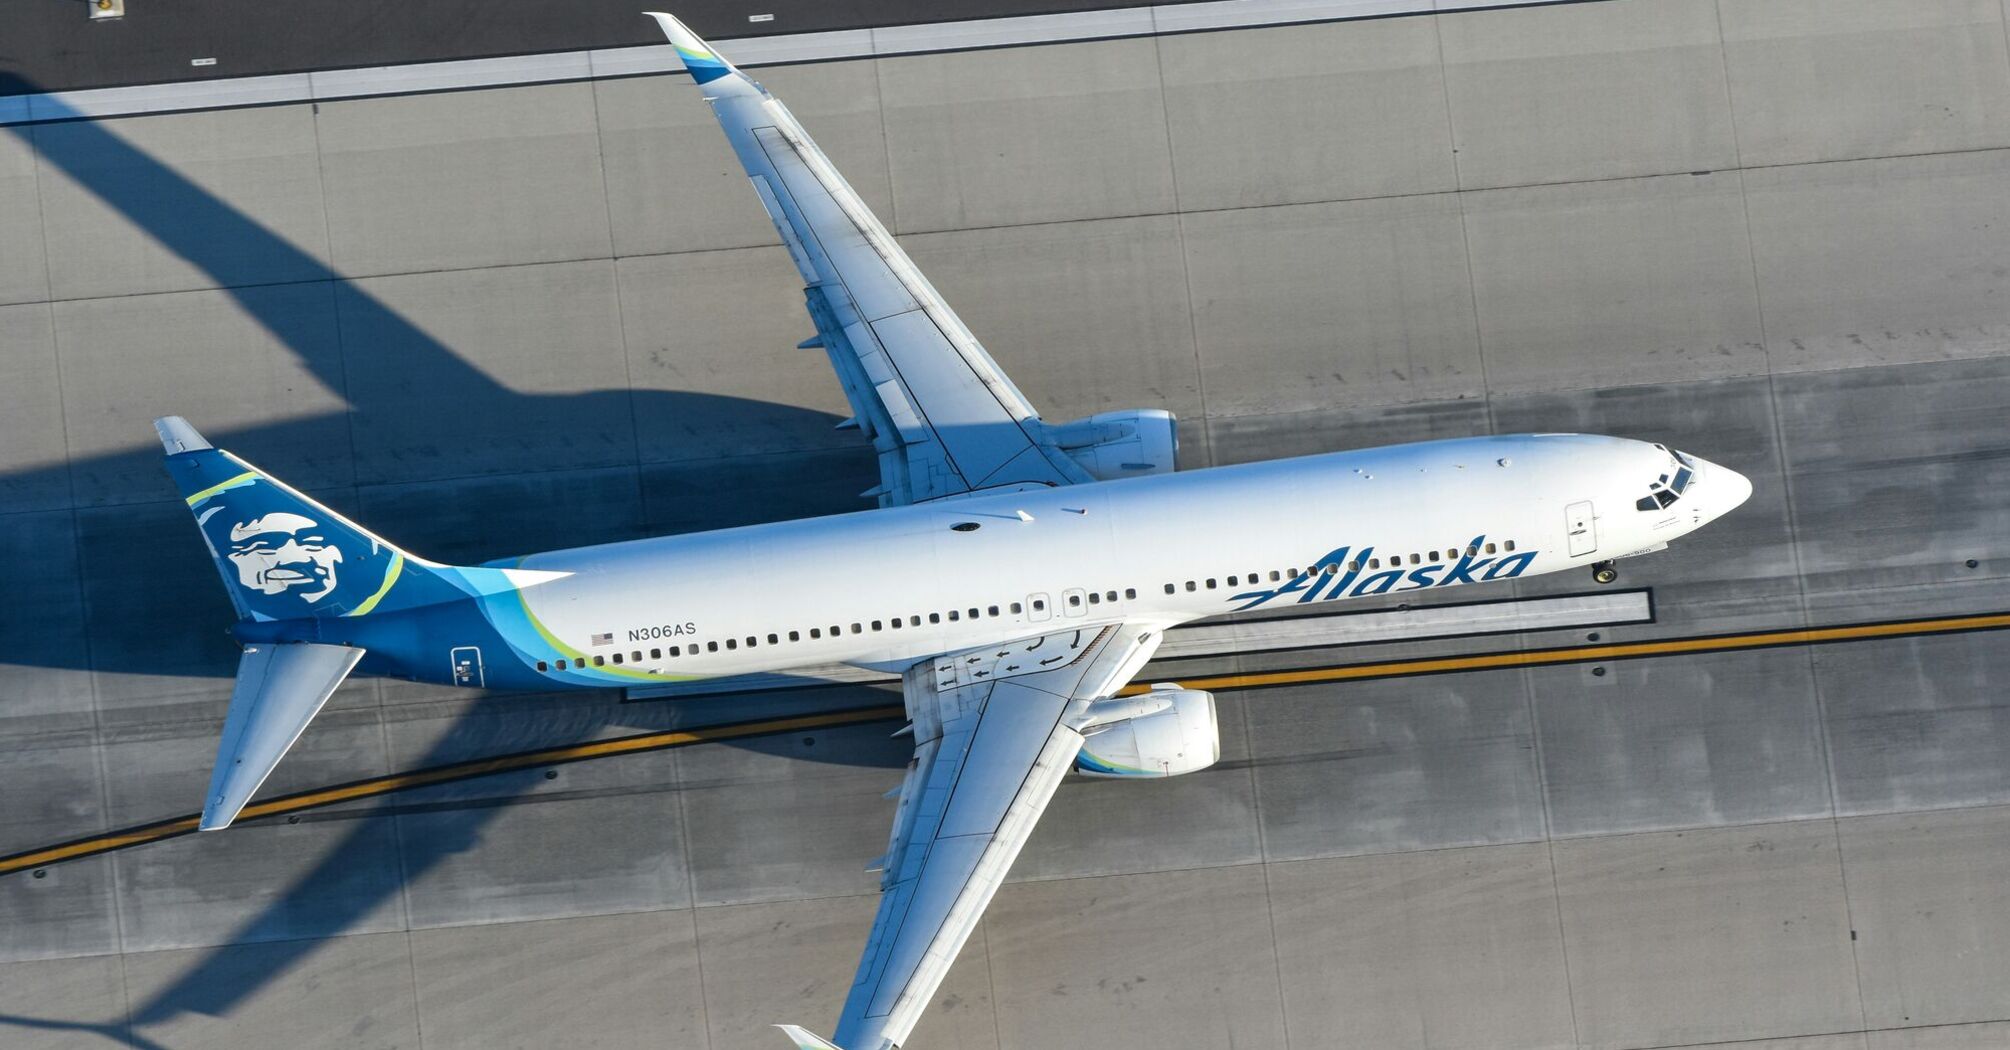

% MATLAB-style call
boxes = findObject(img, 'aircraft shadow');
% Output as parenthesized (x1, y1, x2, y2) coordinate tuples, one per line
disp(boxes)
(1, 73, 905, 1045)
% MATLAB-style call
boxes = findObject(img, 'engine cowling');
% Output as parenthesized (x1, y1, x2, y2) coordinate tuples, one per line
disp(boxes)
(1075, 686, 1219, 778)
(1046, 408, 1178, 481)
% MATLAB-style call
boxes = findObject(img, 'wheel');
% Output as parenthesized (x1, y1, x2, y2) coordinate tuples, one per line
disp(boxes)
(1592, 561, 1618, 585)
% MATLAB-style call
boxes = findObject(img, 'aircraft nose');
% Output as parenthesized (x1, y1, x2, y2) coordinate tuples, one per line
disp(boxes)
(1704, 459, 1753, 515)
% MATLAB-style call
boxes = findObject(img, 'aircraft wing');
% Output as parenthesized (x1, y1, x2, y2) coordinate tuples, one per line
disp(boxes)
(831, 622, 1162, 1050)
(646, 13, 1093, 506)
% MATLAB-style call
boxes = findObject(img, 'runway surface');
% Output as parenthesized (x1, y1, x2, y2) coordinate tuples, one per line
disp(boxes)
(4, 1, 2010, 1047)
(4, 0, 1168, 95)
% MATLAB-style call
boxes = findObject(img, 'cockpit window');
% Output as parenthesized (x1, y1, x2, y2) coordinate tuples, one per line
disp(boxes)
(1638, 453, 1697, 512)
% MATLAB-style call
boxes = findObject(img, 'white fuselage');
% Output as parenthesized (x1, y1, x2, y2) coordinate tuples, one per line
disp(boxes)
(512, 433, 1750, 683)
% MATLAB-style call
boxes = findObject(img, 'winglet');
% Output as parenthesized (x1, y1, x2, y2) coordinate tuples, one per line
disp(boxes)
(773, 1025, 844, 1050)
(643, 12, 736, 85)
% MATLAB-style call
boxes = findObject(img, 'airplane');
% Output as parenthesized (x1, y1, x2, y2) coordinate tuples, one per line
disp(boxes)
(154, 12, 1752, 1049)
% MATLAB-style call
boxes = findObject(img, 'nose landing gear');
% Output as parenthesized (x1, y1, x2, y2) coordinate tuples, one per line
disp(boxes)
(1591, 560, 1618, 585)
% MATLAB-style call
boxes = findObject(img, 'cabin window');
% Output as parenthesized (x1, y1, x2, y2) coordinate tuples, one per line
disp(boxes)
(1319, 564, 1334, 576)
(968, 608, 980, 619)
(1345, 560, 1359, 572)
(889, 619, 901, 630)
(1409, 553, 1421, 565)
(1106, 590, 1117, 602)
(611, 653, 623, 664)
(1206, 578, 1218, 589)
(788, 631, 799, 642)
(555, 659, 567, 670)
(670, 646, 680, 657)
(707, 642, 719, 652)
(909, 615, 921, 626)
(1068, 594, 1081, 607)
(988, 605, 1000, 616)
(1011, 602, 1023, 614)
(1186, 581, 1197, 592)
(949, 610, 960, 621)
(725, 639, 737, 650)
(1088, 592, 1101, 605)
(1269, 571, 1281, 582)
(852, 623, 863, 633)
(929, 613, 942, 624)
(1504, 540, 1517, 552)
(536, 660, 548, 672)
(1165, 584, 1176, 594)
(1464, 546, 1477, 557)
(1226, 576, 1238, 587)
(1125, 588, 1136, 599)
(649, 648, 661, 660)
(1429, 550, 1442, 563)
(1485, 542, 1497, 554)
(746, 636, 757, 647)
(593, 655, 605, 666)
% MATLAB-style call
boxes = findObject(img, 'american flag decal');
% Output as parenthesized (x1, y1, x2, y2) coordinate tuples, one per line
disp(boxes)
(590, 633, 613, 646)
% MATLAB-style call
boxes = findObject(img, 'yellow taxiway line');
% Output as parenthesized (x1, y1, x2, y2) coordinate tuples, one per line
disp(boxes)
(7, 610, 2008, 878)
(0, 704, 902, 878)
(1116, 611, 2010, 695)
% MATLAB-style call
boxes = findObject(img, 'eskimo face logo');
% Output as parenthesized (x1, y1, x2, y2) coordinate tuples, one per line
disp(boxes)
(223, 512, 344, 603)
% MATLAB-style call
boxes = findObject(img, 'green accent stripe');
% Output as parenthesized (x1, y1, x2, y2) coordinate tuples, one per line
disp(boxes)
(517, 587, 585, 660)
(183, 471, 257, 506)
(513, 588, 695, 683)
(344, 552, 403, 617)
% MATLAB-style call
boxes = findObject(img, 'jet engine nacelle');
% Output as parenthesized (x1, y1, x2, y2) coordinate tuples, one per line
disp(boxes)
(1075, 686, 1219, 778)
(1046, 409, 1178, 480)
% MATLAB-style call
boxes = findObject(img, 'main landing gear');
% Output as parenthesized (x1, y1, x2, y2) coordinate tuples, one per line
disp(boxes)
(1591, 560, 1618, 585)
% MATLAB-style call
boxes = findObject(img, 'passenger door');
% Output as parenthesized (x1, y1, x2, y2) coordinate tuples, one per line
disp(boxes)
(1565, 501, 1598, 557)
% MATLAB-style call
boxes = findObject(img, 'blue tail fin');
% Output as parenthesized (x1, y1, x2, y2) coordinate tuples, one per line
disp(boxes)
(156, 416, 466, 622)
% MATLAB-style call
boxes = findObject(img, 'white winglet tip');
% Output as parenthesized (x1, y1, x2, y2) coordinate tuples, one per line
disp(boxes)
(773, 1024, 844, 1050)
(643, 11, 705, 52)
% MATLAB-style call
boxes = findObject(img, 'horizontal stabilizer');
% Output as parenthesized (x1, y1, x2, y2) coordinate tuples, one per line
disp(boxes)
(201, 642, 364, 830)
(774, 1025, 844, 1050)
